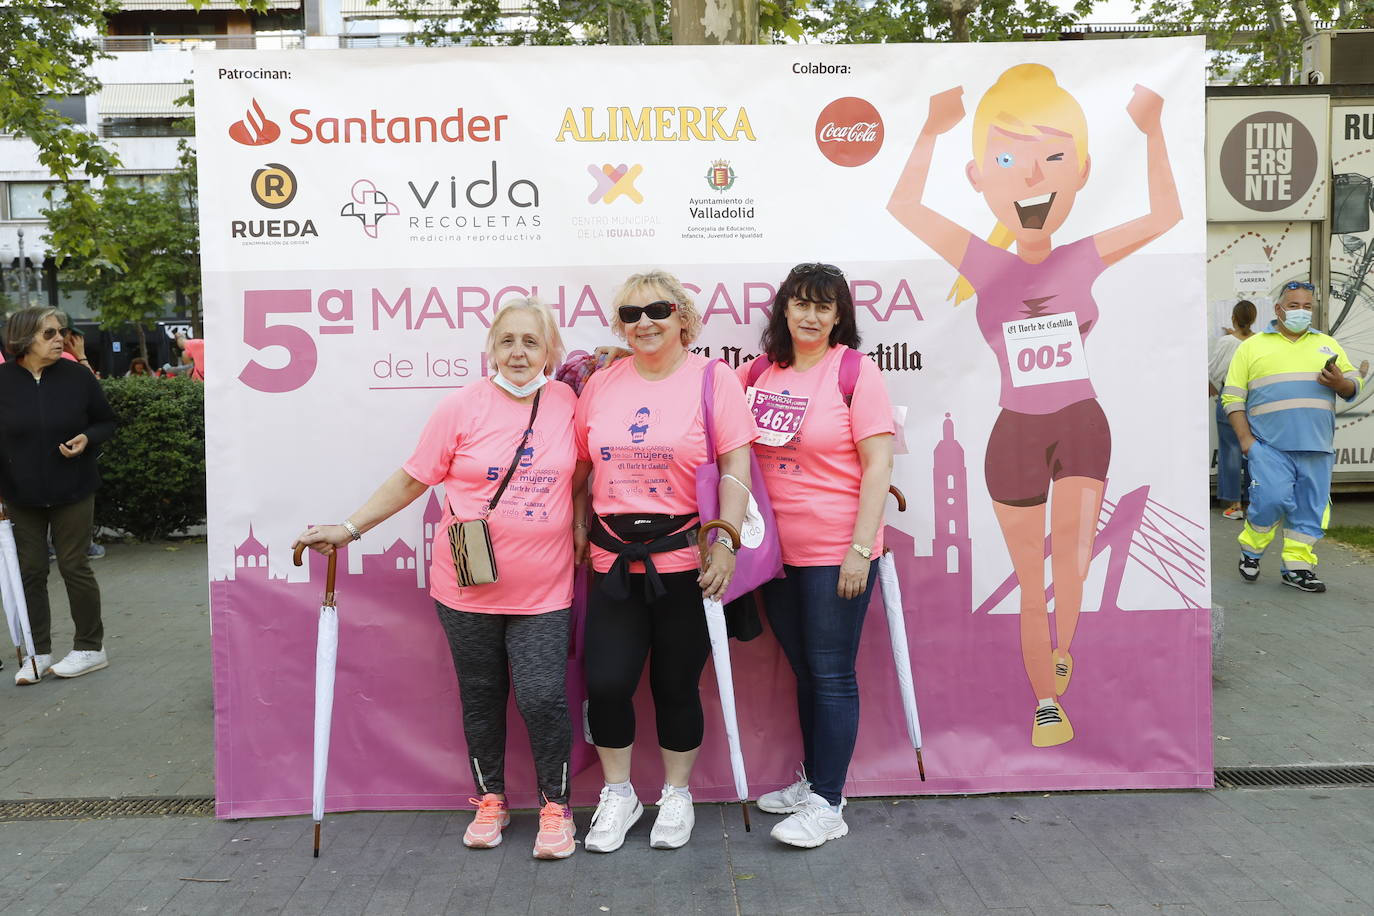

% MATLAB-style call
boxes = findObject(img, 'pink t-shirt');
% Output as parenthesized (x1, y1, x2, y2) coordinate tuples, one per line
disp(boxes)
(960, 236, 1107, 416)
(182, 339, 205, 380)
(403, 379, 577, 615)
(738, 346, 894, 567)
(575, 353, 756, 575)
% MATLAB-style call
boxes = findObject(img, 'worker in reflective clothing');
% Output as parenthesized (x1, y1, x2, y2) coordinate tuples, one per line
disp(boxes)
(1221, 281, 1362, 593)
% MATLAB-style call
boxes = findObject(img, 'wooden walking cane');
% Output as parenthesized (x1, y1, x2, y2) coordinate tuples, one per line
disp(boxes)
(698, 519, 751, 832)
(293, 543, 339, 858)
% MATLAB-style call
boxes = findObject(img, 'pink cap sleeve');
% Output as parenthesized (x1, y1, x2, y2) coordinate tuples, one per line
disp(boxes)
(849, 355, 895, 443)
(709, 361, 758, 456)
(401, 394, 462, 486)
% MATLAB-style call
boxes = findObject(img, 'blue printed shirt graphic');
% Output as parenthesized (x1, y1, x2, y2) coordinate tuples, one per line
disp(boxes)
(1221, 322, 1363, 454)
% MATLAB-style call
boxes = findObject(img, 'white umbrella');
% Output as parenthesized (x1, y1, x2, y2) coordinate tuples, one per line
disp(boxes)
(879, 486, 925, 780)
(697, 521, 751, 831)
(293, 544, 340, 857)
(0, 512, 38, 680)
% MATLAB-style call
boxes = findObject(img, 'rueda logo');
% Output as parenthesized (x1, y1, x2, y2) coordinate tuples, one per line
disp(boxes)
(340, 179, 400, 238)
(815, 97, 883, 167)
(251, 163, 296, 209)
(587, 164, 644, 204)
(229, 99, 281, 146)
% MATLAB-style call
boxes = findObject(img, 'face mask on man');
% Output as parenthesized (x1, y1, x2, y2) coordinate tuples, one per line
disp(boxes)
(1281, 308, 1312, 334)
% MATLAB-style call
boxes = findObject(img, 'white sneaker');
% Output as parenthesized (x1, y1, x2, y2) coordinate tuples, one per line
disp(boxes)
(14, 654, 53, 685)
(757, 771, 813, 814)
(770, 793, 849, 848)
(584, 786, 642, 853)
(50, 649, 108, 679)
(649, 788, 695, 849)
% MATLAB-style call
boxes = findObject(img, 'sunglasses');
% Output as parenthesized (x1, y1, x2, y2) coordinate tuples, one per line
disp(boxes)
(790, 262, 845, 278)
(40, 328, 72, 341)
(1283, 281, 1315, 291)
(618, 300, 677, 323)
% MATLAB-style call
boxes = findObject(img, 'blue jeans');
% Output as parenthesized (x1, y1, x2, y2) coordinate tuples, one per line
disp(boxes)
(1215, 399, 1247, 503)
(762, 563, 879, 806)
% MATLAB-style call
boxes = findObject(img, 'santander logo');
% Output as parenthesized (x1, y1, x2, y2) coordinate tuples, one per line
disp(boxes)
(229, 99, 281, 146)
(815, 97, 884, 167)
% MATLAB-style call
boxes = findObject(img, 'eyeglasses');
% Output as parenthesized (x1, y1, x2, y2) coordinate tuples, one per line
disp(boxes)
(40, 328, 70, 341)
(790, 263, 845, 278)
(1283, 281, 1315, 291)
(618, 300, 677, 323)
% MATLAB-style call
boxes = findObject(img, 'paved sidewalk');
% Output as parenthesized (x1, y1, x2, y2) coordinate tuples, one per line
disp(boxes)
(1, 498, 1373, 914)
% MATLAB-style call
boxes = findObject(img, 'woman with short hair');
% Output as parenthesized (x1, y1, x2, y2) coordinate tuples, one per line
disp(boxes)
(574, 269, 755, 853)
(295, 297, 586, 860)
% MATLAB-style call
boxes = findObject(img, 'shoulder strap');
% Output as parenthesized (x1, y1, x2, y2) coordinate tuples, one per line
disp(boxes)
(701, 358, 718, 458)
(744, 355, 771, 389)
(480, 387, 542, 518)
(838, 346, 862, 407)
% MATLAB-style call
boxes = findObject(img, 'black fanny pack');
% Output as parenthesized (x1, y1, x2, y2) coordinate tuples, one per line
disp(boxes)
(588, 513, 699, 601)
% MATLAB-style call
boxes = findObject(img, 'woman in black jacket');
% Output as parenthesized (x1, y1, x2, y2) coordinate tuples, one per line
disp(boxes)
(0, 307, 117, 684)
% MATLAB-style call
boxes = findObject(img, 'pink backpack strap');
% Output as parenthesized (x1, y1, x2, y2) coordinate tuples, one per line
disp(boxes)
(744, 355, 771, 388)
(838, 346, 862, 407)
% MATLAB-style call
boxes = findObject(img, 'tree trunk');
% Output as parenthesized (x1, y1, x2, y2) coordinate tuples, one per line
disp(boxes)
(1289, 0, 1316, 39)
(1265, 3, 1292, 84)
(137, 323, 148, 362)
(670, 0, 758, 44)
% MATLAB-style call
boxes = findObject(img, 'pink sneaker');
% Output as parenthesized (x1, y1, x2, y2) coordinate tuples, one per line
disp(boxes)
(532, 800, 576, 859)
(463, 795, 510, 848)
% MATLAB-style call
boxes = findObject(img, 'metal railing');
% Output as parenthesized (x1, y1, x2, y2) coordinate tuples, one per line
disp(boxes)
(99, 32, 305, 52)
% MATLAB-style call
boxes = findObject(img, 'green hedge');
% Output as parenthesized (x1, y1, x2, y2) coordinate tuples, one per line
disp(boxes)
(95, 377, 206, 541)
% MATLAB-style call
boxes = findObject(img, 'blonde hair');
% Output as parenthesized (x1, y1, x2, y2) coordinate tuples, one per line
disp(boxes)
(486, 297, 565, 377)
(951, 64, 1089, 305)
(611, 269, 703, 347)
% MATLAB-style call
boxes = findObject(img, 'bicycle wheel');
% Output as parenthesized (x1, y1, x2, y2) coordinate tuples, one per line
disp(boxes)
(1326, 269, 1374, 417)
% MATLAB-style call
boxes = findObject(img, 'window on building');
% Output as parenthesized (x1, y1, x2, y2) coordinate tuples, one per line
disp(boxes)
(99, 117, 192, 138)
(109, 173, 171, 192)
(5, 182, 71, 220)
(43, 95, 88, 125)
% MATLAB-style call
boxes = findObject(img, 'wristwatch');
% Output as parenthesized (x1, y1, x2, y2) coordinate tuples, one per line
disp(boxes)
(851, 543, 873, 560)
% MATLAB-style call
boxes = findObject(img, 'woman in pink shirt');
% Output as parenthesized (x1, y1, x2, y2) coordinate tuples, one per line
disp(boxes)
(741, 263, 894, 849)
(573, 269, 755, 854)
(887, 64, 1182, 747)
(294, 298, 586, 861)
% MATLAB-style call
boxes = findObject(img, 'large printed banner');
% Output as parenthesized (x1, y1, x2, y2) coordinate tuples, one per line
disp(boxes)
(197, 38, 1211, 818)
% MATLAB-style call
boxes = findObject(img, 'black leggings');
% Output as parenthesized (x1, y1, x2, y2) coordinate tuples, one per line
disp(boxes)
(584, 570, 711, 752)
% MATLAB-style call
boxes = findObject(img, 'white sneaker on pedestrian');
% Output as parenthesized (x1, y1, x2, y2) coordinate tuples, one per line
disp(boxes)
(756, 770, 813, 814)
(14, 654, 52, 685)
(584, 786, 642, 853)
(50, 649, 108, 678)
(770, 793, 849, 848)
(649, 788, 695, 849)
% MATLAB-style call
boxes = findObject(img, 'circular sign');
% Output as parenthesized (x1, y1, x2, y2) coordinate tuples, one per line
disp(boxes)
(815, 97, 884, 168)
(251, 162, 297, 209)
(1218, 111, 1317, 212)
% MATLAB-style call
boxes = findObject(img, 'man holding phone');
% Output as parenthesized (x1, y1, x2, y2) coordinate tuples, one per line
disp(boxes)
(1221, 281, 1362, 592)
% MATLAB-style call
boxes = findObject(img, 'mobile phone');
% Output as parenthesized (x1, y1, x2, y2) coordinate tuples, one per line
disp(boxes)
(1324, 355, 1338, 371)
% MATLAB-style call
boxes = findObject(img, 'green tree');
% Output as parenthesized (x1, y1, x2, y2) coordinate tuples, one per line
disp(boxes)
(43, 168, 200, 358)
(779, 0, 1096, 44)
(1133, 0, 1374, 84)
(0, 1, 121, 262)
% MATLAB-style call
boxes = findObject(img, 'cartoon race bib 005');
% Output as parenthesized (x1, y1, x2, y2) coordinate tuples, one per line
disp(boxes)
(747, 387, 809, 446)
(1003, 313, 1090, 389)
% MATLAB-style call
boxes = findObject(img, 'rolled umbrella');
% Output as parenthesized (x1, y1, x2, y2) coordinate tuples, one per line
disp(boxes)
(0, 511, 38, 680)
(697, 520, 751, 831)
(293, 543, 340, 857)
(878, 486, 925, 780)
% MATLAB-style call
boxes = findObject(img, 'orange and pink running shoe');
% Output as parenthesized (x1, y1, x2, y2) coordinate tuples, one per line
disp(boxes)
(532, 800, 576, 859)
(463, 794, 510, 849)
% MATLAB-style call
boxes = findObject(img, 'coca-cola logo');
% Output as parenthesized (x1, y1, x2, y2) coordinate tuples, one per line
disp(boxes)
(815, 97, 884, 167)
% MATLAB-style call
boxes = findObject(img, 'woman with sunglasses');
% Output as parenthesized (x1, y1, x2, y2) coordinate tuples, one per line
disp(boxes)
(739, 263, 894, 848)
(0, 307, 117, 685)
(573, 269, 755, 853)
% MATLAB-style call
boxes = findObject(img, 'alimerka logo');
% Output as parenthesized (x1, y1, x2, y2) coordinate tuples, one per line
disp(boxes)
(556, 107, 755, 142)
(229, 99, 280, 146)
(814, 97, 884, 167)
(587, 164, 644, 204)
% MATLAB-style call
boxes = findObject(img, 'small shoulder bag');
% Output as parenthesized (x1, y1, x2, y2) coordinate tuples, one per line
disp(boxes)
(448, 389, 542, 587)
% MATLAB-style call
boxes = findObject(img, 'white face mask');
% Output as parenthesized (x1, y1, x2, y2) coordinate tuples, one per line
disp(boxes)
(1281, 308, 1312, 334)
(491, 368, 548, 399)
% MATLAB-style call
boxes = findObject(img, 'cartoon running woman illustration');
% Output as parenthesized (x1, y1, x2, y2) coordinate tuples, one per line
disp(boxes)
(886, 64, 1181, 747)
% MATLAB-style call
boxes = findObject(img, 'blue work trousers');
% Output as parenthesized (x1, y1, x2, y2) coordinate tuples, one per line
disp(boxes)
(1215, 399, 1247, 504)
(1239, 443, 1333, 571)
(762, 563, 878, 807)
